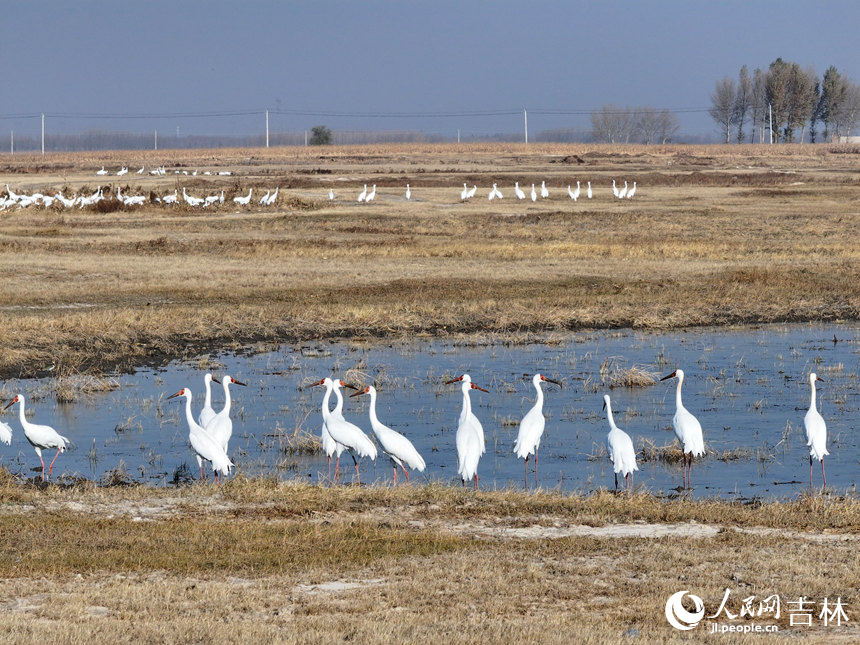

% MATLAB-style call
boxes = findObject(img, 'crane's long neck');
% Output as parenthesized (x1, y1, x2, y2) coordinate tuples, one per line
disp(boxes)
(321, 383, 333, 421)
(203, 379, 212, 409)
(810, 380, 817, 412)
(533, 380, 545, 412)
(183, 394, 197, 431)
(221, 380, 232, 412)
(675, 378, 685, 409)
(368, 390, 380, 427)
(605, 401, 617, 430)
(17, 398, 26, 425)
(331, 385, 343, 418)
(461, 384, 472, 417)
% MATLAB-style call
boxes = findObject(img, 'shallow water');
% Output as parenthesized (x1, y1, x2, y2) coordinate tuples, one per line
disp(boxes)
(0, 323, 857, 500)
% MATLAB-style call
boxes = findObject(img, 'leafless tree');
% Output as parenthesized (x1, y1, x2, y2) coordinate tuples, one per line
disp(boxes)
(749, 67, 768, 142)
(733, 66, 752, 143)
(710, 77, 736, 143)
(590, 105, 633, 143)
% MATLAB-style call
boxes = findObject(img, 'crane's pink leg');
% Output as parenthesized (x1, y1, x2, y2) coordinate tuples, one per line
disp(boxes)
(402, 465, 410, 483)
(614, 472, 619, 492)
(48, 448, 62, 479)
(626, 472, 631, 491)
(353, 454, 360, 485)
(534, 448, 538, 488)
(39, 453, 46, 482)
(392, 466, 397, 486)
(474, 473, 479, 491)
(334, 456, 341, 483)
(327, 456, 332, 484)
(821, 459, 826, 489)
(524, 456, 528, 489)
(809, 456, 813, 489)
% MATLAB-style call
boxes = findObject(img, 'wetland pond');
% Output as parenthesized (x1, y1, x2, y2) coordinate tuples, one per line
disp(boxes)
(0, 323, 857, 500)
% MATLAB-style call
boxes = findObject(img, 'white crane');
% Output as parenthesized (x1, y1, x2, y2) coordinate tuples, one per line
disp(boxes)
(488, 183, 499, 200)
(96, 166, 108, 176)
(461, 183, 469, 201)
(587, 181, 592, 199)
(365, 184, 376, 202)
(310, 378, 377, 483)
(540, 180, 549, 198)
(466, 184, 477, 199)
(514, 182, 526, 200)
(309, 376, 353, 483)
(568, 181, 580, 201)
(4, 393, 69, 482)
(612, 179, 619, 198)
(804, 373, 828, 488)
(137, 166, 145, 175)
(183, 187, 204, 207)
(447, 374, 488, 489)
(351, 385, 425, 484)
(530, 184, 537, 202)
(618, 181, 629, 199)
(626, 181, 637, 199)
(513, 374, 562, 488)
(328, 188, 336, 201)
(405, 184, 411, 200)
(204, 375, 247, 456)
(116, 166, 128, 176)
(357, 184, 368, 202)
(162, 190, 178, 205)
(258, 189, 271, 205)
(603, 394, 638, 492)
(233, 189, 252, 205)
(167, 388, 233, 480)
(660, 369, 704, 489)
(265, 187, 279, 205)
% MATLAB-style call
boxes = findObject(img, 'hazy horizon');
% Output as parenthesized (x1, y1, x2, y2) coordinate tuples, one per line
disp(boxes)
(2, 1, 859, 145)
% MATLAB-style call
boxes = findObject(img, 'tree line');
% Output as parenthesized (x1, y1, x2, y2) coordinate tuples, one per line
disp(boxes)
(709, 60, 860, 143)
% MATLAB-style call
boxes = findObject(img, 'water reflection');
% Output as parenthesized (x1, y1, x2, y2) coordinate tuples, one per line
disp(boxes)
(0, 323, 857, 500)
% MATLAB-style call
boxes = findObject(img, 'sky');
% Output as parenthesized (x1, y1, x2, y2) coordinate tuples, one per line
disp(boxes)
(2, 0, 859, 142)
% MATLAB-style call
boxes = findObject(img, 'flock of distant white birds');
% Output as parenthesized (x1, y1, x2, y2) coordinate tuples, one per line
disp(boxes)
(1, 367, 830, 494)
(1, 164, 639, 211)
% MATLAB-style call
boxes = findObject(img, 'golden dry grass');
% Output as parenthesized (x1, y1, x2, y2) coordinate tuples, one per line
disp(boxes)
(0, 143, 858, 379)
(0, 478, 858, 643)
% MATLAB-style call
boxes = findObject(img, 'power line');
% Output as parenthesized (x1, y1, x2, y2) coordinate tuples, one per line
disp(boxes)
(0, 106, 713, 121)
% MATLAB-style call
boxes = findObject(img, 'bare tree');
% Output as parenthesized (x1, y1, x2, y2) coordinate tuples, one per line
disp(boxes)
(633, 107, 661, 144)
(785, 65, 818, 142)
(750, 67, 768, 142)
(766, 58, 793, 142)
(733, 66, 752, 143)
(710, 77, 737, 143)
(590, 105, 633, 143)
(656, 109, 680, 143)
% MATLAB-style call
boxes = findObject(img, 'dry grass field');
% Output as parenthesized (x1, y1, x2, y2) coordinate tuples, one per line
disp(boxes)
(0, 479, 858, 644)
(1, 143, 859, 642)
(0, 142, 857, 379)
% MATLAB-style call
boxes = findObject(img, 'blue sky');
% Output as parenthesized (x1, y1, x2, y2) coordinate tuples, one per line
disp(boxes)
(2, 0, 858, 141)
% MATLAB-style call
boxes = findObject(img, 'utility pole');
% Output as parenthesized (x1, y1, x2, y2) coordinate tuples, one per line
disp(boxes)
(41, 113, 45, 155)
(524, 109, 528, 144)
(154, 129, 158, 151)
(265, 110, 269, 148)
(768, 103, 773, 144)
(10, 131, 13, 155)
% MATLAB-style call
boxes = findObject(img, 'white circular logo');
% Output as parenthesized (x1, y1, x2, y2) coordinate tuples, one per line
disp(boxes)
(665, 590, 705, 630)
